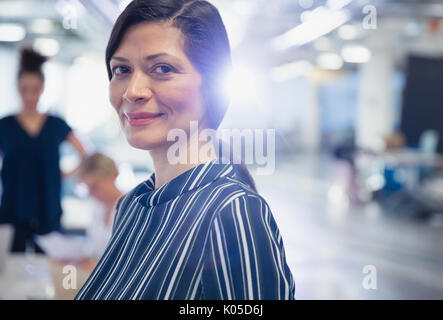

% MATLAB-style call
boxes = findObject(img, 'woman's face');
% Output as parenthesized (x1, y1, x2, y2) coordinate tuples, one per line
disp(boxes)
(109, 21, 206, 151)
(18, 73, 43, 111)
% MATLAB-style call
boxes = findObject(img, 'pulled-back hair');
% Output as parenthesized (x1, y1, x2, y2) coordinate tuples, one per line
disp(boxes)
(18, 46, 48, 81)
(106, 0, 257, 192)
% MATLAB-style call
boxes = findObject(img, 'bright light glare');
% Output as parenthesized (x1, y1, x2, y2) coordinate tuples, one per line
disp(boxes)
(224, 65, 264, 106)
(317, 52, 343, 70)
(270, 60, 312, 82)
(33, 38, 60, 56)
(341, 45, 371, 63)
(0, 23, 26, 42)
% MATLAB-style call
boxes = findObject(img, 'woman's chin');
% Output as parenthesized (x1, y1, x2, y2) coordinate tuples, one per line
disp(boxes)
(126, 135, 163, 151)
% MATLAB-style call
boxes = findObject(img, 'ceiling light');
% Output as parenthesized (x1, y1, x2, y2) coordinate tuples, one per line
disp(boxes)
(272, 8, 350, 50)
(341, 45, 371, 63)
(0, 23, 26, 42)
(33, 38, 60, 57)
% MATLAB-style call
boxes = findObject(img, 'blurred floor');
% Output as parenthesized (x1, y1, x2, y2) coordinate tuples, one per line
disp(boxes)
(253, 152, 443, 300)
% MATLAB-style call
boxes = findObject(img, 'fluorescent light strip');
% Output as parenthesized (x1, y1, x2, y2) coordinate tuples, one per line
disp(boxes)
(272, 8, 351, 50)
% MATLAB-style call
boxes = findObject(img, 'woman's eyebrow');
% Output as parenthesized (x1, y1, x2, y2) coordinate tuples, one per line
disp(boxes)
(111, 53, 178, 62)
(145, 53, 171, 61)
(110, 56, 129, 62)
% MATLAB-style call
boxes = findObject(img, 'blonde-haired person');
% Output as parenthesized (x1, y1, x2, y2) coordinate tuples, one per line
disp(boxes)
(73, 152, 124, 271)
(41, 153, 123, 273)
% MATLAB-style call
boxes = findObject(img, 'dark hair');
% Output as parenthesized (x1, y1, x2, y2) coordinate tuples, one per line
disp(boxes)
(18, 46, 48, 81)
(106, 0, 257, 192)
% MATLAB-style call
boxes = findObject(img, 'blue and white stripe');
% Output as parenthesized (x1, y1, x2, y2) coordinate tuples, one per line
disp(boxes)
(75, 159, 295, 300)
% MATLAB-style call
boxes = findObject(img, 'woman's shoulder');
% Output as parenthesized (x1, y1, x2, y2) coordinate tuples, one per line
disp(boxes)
(210, 174, 271, 215)
(0, 114, 15, 123)
(0, 114, 16, 133)
(45, 113, 68, 124)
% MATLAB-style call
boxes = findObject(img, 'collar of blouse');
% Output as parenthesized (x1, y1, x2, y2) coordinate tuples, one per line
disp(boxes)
(134, 158, 237, 207)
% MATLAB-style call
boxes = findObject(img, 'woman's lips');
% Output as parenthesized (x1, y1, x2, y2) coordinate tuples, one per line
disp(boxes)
(125, 112, 164, 127)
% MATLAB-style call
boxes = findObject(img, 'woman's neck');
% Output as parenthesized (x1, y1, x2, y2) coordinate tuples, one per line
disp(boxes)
(149, 134, 217, 189)
(19, 108, 40, 117)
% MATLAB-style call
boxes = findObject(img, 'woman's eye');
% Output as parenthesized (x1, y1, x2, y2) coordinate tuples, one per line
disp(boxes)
(154, 65, 173, 74)
(112, 65, 130, 76)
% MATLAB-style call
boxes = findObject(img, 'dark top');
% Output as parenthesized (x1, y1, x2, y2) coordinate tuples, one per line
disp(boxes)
(75, 159, 296, 300)
(0, 114, 72, 234)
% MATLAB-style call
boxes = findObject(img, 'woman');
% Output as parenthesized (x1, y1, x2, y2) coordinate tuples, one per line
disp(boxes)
(40, 153, 122, 300)
(73, 152, 123, 272)
(0, 47, 87, 253)
(76, 0, 295, 300)
(42, 153, 123, 273)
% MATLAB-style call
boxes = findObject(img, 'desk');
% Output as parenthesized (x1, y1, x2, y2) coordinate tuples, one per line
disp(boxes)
(355, 149, 443, 191)
(356, 149, 443, 168)
(0, 253, 91, 300)
(0, 253, 54, 300)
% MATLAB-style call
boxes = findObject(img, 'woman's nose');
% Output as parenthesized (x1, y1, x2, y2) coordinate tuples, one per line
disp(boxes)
(123, 70, 153, 103)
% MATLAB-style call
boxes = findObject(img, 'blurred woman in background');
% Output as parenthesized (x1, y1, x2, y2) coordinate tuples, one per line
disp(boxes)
(0, 46, 87, 253)
(73, 152, 123, 271)
(38, 152, 123, 300)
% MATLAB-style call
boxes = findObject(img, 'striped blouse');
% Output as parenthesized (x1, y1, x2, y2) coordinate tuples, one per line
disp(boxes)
(75, 159, 295, 300)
